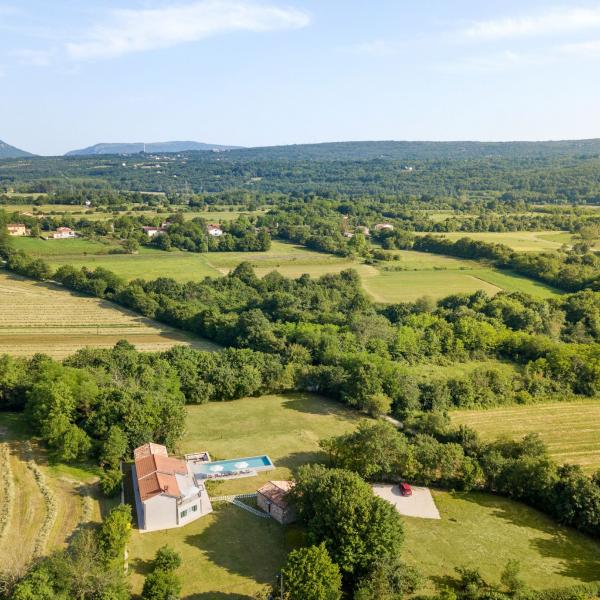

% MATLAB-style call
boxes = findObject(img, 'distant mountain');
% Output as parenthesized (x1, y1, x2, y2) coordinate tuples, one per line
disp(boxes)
(0, 139, 34, 158)
(65, 141, 243, 156)
(224, 139, 600, 161)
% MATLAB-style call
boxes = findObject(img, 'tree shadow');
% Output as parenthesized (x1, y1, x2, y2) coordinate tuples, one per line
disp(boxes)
(281, 392, 356, 422)
(184, 504, 286, 586)
(276, 450, 327, 474)
(458, 492, 600, 582)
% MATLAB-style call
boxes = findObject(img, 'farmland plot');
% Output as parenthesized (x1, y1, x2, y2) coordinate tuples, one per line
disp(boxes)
(0, 272, 217, 358)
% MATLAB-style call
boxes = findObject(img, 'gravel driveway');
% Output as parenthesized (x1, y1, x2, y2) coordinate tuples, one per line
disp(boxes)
(372, 484, 441, 519)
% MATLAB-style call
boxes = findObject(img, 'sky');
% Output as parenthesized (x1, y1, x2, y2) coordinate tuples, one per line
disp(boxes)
(2, 0, 600, 155)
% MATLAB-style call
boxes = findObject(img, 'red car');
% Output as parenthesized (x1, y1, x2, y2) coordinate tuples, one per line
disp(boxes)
(399, 482, 412, 496)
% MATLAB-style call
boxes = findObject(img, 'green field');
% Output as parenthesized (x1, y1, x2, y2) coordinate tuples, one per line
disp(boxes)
(44, 241, 363, 282)
(362, 249, 562, 302)
(423, 231, 570, 252)
(33, 240, 562, 302)
(12, 236, 121, 256)
(452, 400, 600, 473)
(404, 490, 600, 590)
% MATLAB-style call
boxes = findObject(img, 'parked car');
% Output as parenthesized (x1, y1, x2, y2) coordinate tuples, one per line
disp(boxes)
(399, 482, 412, 496)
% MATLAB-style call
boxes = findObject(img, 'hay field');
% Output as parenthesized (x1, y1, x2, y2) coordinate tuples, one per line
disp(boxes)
(12, 237, 120, 256)
(0, 413, 109, 574)
(361, 250, 561, 302)
(0, 272, 217, 358)
(452, 400, 600, 472)
(422, 231, 569, 252)
(46, 241, 362, 282)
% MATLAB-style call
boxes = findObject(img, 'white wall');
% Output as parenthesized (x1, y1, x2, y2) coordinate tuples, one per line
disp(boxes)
(143, 495, 178, 531)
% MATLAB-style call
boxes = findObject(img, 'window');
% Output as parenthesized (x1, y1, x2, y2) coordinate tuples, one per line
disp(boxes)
(191, 505, 198, 512)
(180, 509, 188, 519)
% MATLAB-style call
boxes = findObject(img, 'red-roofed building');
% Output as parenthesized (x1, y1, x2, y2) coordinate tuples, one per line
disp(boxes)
(132, 442, 212, 531)
(257, 480, 297, 524)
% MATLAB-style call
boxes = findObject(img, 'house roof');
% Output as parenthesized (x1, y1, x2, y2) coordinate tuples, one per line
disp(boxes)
(7, 223, 26, 228)
(133, 443, 189, 502)
(258, 480, 294, 509)
(134, 442, 168, 460)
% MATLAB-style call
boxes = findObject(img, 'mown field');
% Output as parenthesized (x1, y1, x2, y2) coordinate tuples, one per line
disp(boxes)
(127, 393, 600, 598)
(423, 230, 574, 252)
(362, 250, 562, 301)
(452, 400, 600, 473)
(0, 271, 217, 357)
(404, 490, 600, 590)
(25, 237, 563, 302)
(0, 413, 110, 574)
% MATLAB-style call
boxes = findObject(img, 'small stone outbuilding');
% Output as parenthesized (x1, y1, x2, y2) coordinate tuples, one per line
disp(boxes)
(257, 480, 296, 524)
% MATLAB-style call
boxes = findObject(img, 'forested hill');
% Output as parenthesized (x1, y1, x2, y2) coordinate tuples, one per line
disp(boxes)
(65, 140, 243, 156)
(224, 139, 600, 161)
(0, 139, 34, 158)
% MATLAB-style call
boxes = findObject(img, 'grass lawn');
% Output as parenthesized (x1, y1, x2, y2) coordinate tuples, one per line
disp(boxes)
(0, 413, 110, 574)
(404, 490, 600, 590)
(452, 399, 600, 472)
(128, 393, 359, 598)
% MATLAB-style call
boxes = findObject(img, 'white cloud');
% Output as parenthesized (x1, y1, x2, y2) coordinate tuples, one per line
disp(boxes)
(66, 0, 310, 60)
(438, 50, 550, 74)
(11, 49, 54, 67)
(463, 6, 600, 40)
(560, 38, 600, 57)
(343, 39, 404, 57)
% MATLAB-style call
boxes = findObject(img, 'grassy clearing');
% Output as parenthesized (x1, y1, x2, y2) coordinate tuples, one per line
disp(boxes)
(404, 490, 600, 590)
(452, 400, 600, 473)
(46, 241, 362, 282)
(16, 237, 560, 302)
(12, 236, 120, 256)
(0, 271, 217, 358)
(128, 393, 359, 599)
(362, 269, 502, 303)
(0, 413, 105, 573)
(362, 250, 562, 302)
(421, 231, 569, 252)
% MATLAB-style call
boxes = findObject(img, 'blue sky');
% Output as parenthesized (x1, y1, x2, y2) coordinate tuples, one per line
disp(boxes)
(2, 0, 600, 155)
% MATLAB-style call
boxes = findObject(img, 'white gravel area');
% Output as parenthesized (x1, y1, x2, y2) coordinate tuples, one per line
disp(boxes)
(372, 484, 441, 519)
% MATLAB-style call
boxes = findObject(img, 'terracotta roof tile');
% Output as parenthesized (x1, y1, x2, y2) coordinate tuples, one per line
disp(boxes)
(258, 481, 294, 509)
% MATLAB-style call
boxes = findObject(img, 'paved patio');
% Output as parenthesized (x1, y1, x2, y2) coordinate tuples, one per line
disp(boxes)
(372, 484, 441, 519)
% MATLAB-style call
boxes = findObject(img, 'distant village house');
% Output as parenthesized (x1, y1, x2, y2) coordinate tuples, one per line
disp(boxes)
(142, 226, 167, 238)
(374, 223, 394, 231)
(355, 226, 370, 236)
(257, 480, 297, 524)
(52, 227, 76, 239)
(132, 443, 212, 532)
(207, 224, 223, 237)
(6, 223, 29, 237)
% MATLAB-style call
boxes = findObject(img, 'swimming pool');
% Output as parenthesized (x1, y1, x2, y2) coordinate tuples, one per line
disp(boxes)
(191, 455, 274, 478)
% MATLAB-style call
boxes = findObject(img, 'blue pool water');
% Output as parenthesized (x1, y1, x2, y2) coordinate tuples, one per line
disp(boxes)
(192, 455, 274, 476)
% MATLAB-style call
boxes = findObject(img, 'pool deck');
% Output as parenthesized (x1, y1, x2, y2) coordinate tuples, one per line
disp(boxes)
(187, 454, 275, 481)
